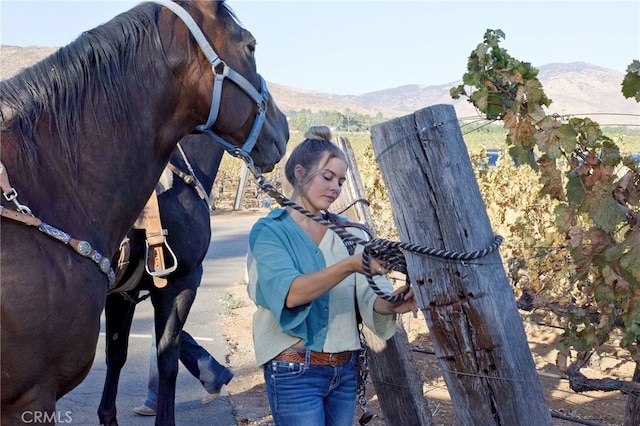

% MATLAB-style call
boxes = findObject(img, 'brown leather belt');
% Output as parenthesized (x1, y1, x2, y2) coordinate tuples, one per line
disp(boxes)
(273, 348, 354, 366)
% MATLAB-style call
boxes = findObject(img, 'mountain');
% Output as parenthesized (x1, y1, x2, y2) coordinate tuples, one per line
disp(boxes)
(266, 82, 404, 118)
(2, 45, 638, 125)
(270, 63, 638, 127)
(274, 62, 639, 126)
(0, 46, 59, 78)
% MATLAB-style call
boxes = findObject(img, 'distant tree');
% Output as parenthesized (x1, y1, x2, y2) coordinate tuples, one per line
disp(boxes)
(286, 109, 393, 133)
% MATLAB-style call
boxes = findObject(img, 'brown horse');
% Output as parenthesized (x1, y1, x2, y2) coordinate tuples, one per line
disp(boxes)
(0, 1, 288, 424)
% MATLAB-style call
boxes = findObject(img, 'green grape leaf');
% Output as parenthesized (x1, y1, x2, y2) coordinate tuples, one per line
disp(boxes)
(579, 118, 603, 146)
(486, 94, 506, 119)
(524, 78, 551, 108)
(554, 203, 574, 233)
(580, 183, 628, 233)
(566, 172, 586, 207)
(450, 85, 466, 99)
(556, 124, 579, 154)
(621, 60, 640, 102)
(535, 127, 563, 159)
(471, 87, 489, 113)
(620, 231, 640, 283)
(508, 144, 537, 169)
(601, 139, 621, 167)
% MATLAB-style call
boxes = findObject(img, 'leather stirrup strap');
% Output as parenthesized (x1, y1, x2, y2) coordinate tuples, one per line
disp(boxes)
(133, 191, 176, 288)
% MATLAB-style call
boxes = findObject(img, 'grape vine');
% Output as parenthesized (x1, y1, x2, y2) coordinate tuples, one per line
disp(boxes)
(450, 29, 640, 387)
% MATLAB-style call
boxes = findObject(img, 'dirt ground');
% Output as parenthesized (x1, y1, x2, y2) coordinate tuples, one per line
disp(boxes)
(220, 281, 633, 426)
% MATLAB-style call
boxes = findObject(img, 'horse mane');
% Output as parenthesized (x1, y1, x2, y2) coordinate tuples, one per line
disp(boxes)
(0, 3, 170, 182)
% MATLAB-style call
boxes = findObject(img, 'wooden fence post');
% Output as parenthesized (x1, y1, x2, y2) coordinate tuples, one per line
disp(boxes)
(234, 162, 250, 210)
(333, 136, 434, 426)
(370, 104, 552, 425)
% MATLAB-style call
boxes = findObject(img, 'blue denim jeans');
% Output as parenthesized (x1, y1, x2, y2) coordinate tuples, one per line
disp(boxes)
(263, 350, 357, 426)
(143, 329, 231, 410)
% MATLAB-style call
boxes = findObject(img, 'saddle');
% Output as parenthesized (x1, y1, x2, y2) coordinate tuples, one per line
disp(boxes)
(112, 148, 210, 294)
(114, 188, 177, 291)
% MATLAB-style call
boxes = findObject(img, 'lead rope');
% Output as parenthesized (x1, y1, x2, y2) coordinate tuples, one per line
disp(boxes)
(254, 176, 503, 302)
(241, 158, 501, 424)
(356, 324, 375, 425)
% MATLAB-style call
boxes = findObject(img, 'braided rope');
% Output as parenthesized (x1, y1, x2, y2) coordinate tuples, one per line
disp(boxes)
(257, 178, 503, 302)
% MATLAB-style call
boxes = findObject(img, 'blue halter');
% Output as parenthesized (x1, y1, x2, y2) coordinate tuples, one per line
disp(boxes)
(152, 0, 269, 160)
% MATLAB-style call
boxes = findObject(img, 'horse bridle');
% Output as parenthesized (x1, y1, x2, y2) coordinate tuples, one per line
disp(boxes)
(152, 0, 268, 164)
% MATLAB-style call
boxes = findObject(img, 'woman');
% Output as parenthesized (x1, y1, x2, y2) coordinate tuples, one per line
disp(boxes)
(247, 126, 417, 425)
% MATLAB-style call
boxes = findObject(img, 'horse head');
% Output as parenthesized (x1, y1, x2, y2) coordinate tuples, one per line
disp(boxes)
(156, 0, 289, 173)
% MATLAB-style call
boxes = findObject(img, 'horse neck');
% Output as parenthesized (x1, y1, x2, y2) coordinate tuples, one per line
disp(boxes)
(0, 5, 229, 257)
(60, 48, 210, 255)
(65, 130, 184, 256)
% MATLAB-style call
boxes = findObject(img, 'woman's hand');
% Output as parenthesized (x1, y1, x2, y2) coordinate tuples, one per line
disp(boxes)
(370, 256, 389, 275)
(353, 252, 388, 275)
(373, 285, 418, 317)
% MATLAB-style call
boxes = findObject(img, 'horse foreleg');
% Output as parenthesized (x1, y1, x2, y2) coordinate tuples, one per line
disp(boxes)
(97, 292, 138, 426)
(153, 284, 197, 426)
(155, 336, 180, 426)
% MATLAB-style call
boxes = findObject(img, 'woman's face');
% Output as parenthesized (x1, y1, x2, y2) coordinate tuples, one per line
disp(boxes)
(297, 152, 347, 213)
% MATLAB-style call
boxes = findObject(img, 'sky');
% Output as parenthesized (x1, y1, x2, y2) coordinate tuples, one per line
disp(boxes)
(1, 0, 639, 95)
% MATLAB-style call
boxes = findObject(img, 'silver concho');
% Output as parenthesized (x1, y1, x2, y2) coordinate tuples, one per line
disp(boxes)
(75, 240, 92, 256)
(37, 221, 116, 288)
(99, 257, 111, 274)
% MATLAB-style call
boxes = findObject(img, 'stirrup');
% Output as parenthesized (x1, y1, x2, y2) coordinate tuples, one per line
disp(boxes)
(144, 239, 178, 277)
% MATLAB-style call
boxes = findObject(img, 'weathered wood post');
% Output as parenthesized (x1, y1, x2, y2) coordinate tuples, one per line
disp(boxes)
(370, 104, 552, 425)
(233, 162, 250, 210)
(333, 136, 434, 426)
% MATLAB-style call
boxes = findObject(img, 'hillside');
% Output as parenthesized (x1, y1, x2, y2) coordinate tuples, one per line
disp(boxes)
(334, 62, 639, 125)
(266, 82, 404, 118)
(1, 45, 638, 125)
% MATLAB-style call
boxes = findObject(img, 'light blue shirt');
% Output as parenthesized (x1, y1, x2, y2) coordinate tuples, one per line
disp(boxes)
(247, 208, 396, 366)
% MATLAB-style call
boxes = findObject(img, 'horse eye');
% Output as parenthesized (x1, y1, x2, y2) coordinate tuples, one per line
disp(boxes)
(245, 44, 256, 55)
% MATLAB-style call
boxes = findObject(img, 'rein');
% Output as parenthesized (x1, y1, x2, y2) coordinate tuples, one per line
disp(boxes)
(152, 0, 269, 161)
(240, 159, 503, 302)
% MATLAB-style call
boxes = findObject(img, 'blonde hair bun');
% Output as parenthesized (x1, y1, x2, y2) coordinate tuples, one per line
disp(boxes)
(304, 125, 332, 142)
